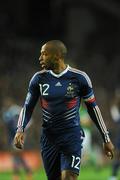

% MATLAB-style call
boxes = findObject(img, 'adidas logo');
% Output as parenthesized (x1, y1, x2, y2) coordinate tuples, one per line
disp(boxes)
(55, 82, 62, 86)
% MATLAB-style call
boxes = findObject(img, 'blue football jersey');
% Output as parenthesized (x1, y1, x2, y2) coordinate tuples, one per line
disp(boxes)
(17, 65, 110, 143)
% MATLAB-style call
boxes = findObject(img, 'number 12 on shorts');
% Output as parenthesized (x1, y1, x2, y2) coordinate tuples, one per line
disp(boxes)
(71, 155, 81, 170)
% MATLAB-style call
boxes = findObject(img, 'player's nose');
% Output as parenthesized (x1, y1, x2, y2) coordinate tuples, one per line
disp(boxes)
(39, 56, 44, 66)
(39, 55, 42, 62)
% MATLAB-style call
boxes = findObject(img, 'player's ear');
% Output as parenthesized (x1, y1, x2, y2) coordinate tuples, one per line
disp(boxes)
(54, 53, 60, 60)
(55, 51, 62, 59)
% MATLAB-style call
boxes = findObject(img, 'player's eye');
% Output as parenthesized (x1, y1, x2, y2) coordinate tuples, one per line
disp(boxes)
(42, 51, 47, 55)
(44, 53, 49, 57)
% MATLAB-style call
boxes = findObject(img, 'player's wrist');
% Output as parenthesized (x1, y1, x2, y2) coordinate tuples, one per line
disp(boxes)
(103, 132, 110, 143)
(16, 126, 24, 133)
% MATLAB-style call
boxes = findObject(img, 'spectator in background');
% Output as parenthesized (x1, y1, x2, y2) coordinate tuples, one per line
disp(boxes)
(2, 97, 32, 180)
(109, 89, 120, 180)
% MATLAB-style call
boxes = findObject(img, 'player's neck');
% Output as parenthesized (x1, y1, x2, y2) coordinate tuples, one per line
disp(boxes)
(52, 62, 67, 74)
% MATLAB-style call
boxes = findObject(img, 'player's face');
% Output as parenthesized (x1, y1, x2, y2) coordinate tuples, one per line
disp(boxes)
(39, 44, 59, 70)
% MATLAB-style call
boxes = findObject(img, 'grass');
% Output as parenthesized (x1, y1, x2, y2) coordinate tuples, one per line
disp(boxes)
(0, 165, 116, 180)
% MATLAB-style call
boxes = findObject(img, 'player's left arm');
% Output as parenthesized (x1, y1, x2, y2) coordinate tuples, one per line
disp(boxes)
(80, 72, 114, 159)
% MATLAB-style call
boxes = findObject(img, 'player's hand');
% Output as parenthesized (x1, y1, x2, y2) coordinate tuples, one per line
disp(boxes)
(13, 132, 24, 150)
(103, 141, 114, 159)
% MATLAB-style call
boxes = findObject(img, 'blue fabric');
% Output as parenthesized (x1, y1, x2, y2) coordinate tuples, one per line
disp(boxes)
(19, 67, 93, 132)
(40, 127, 84, 179)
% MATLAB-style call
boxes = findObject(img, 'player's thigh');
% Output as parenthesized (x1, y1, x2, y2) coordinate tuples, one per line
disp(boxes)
(61, 152, 81, 177)
(61, 170, 78, 180)
(41, 150, 61, 180)
(60, 130, 83, 176)
(40, 134, 61, 180)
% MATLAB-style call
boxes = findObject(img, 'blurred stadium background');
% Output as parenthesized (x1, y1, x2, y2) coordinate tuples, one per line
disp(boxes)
(0, 0, 120, 179)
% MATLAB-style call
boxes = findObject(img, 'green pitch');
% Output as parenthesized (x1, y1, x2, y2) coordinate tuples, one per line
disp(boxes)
(0, 166, 114, 180)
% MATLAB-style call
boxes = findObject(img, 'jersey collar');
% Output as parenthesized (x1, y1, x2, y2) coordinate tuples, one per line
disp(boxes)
(49, 65, 70, 78)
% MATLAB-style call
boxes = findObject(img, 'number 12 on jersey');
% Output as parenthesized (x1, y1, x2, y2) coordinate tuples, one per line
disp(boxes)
(39, 84, 49, 95)
(71, 155, 81, 170)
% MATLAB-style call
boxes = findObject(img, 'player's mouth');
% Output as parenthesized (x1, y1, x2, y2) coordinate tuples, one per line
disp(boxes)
(40, 61, 46, 68)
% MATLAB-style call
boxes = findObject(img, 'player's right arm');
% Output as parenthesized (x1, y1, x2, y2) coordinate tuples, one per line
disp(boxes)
(14, 73, 40, 149)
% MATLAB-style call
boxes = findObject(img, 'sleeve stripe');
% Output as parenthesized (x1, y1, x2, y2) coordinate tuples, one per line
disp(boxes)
(95, 106, 107, 132)
(87, 97, 96, 103)
(17, 107, 26, 128)
(83, 91, 93, 99)
(93, 105, 108, 134)
(93, 106, 105, 133)
(17, 108, 23, 127)
(93, 106, 110, 143)
(84, 94, 95, 103)
(21, 107, 26, 127)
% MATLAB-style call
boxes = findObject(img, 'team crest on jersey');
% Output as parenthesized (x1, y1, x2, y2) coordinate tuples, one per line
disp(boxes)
(65, 83, 76, 98)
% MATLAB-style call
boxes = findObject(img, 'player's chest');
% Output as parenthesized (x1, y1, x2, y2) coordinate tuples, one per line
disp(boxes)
(38, 78, 80, 99)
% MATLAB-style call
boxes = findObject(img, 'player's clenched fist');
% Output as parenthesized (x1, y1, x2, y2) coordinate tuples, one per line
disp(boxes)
(14, 132, 24, 149)
(103, 141, 115, 159)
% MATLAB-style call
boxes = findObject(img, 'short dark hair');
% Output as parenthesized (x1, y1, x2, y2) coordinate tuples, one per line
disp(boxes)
(47, 40, 67, 58)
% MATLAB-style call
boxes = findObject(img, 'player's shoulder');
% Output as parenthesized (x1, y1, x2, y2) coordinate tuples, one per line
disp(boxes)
(30, 69, 48, 82)
(69, 66, 92, 86)
(32, 69, 48, 78)
(69, 66, 88, 78)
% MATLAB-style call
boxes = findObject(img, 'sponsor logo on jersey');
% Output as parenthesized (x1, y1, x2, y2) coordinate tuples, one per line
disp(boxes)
(55, 82, 62, 86)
